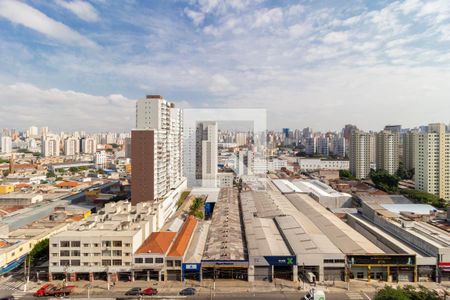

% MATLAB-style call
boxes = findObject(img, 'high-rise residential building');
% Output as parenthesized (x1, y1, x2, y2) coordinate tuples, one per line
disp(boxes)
(0, 136, 12, 154)
(64, 137, 80, 156)
(132, 95, 185, 205)
(235, 132, 248, 147)
(81, 137, 97, 154)
(375, 130, 400, 175)
(331, 136, 346, 158)
(305, 137, 317, 155)
(41, 134, 60, 157)
(369, 132, 377, 169)
(40, 126, 49, 138)
(317, 137, 329, 156)
(415, 123, 450, 201)
(195, 121, 218, 187)
(28, 126, 38, 138)
(349, 130, 371, 179)
(402, 129, 418, 172)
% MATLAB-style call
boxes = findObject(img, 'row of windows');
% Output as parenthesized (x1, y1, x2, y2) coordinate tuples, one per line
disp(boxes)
(135, 257, 164, 264)
(56, 241, 129, 248)
(57, 250, 128, 257)
(54, 260, 130, 267)
(323, 259, 345, 264)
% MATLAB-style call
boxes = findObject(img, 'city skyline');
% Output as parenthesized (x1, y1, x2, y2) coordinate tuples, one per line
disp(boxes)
(1, 0, 450, 131)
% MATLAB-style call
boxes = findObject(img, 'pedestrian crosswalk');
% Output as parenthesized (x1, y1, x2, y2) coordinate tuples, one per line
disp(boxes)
(0, 279, 26, 299)
(346, 292, 364, 300)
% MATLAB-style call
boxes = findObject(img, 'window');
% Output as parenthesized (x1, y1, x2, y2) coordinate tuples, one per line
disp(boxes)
(60, 260, 70, 266)
(52, 243, 58, 248)
(83, 263, 89, 266)
(93, 262, 99, 266)
(125, 252, 131, 256)
(124, 243, 131, 247)
(166, 260, 173, 267)
(83, 253, 89, 257)
(113, 259, 122, 266)
(175, 260, 181, 267)
(102, 250, 111, 256)
(155, 258, 163, 264)
(71, 250, 81, 256)
(83, 243, 90, 247)
(125, 262, 131, 266)
(112, 250, 122, 256)
(71, 260, 81, 266)
(145, 258, 153, 264)
(102, 241, 111, 247)
(60, 241, 70, 247)
(93, 243, 99, 247)
(52, 253, 58, 257)
(113, 241, 122, 247)
(60, 250, 70, 257)
(52, 262, 58, 266)
(71, 241, 80, 247)
(94, 253, 101, 256)
(135, 258, 143, 264)
(102, 260, 112, 266)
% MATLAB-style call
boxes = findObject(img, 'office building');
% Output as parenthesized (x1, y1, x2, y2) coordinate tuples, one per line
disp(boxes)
(349, 130, 371, 179)
(376, 130, 400, 175)
(415, 123, 450, 201)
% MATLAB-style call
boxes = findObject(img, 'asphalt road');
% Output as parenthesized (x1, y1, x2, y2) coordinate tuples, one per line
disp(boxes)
(8, 291, 374, 300)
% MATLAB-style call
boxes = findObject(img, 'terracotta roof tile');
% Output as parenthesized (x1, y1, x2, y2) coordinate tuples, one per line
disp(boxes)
(167, 216, 197, 257)
(136, 232, 176, 254)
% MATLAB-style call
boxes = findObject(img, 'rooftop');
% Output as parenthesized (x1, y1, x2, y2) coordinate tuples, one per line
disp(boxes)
(168, 216, 197, 257)
(136, 232, 177, 254)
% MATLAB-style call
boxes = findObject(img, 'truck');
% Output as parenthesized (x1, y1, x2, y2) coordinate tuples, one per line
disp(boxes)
(34, 284, 76, 297)
(303, 288, 325, 300)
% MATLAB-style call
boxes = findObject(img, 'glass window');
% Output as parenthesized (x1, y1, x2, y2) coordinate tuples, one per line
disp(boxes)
(145, 258, 153, 264)
(60, 250, 70, 256)
(60, 260, 70, 266)
(112, 250, 122, 256)
(71, 241, 80, 247)
(113, 259, 122, 266)
(71, 250, 81, 256)
(135, 258, 143, 264)
(166, 260, 173, 267)
(60, 241, 70, 247)
(155, 258, 163, 264)
(175, 260, 181, 267)
(102, 241, 111, 247)
(102, 260, 112, 266)
(71, 260, 81, 266)
(113, 241, 122, 247)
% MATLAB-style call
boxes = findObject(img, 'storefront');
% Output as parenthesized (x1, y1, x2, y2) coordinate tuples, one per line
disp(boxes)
(347, 254, 416, 282)
(201, 260, 248, 281)
(438, 262, 450, 282)
(182, 263, 201, 281)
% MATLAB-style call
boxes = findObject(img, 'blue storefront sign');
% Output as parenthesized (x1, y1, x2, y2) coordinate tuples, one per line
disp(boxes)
(264, 256, 296, 266)
(181, 263, 201, 281)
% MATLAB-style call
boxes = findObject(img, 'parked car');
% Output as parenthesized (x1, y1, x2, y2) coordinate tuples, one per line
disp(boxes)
(141, 288, 158, 296)
(34, 284, 75, 297)
(125, 287, 142, 296)
(179, 288, 196, 296)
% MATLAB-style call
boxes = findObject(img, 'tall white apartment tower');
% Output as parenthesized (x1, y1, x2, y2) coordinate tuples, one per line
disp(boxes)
(134, 95, 185, 203)
(64, 137, 80, 156)
(81, 137, 97, 154)
(0, 136, 12, 154)
(349, 130, 372, 179)
(376, 130, 400, 175)
(415, 123, 450, 201)
(195, 121, 218, 187)
(41, 134, 61, 157)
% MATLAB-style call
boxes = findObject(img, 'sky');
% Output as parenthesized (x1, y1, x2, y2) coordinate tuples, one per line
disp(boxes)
(1, 0, 450, 132)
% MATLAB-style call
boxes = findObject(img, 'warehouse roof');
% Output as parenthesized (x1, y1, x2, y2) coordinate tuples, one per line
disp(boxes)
(286, 193, 384, 254)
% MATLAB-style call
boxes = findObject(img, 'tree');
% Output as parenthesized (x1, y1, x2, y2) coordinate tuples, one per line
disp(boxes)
(369, 169, 399, 193)
(46, 172, 56, 178)
(69, 167, 79, 173)
(396, 162, 408, 180)
(28, 239, 49, 265)
(339, 170, 355, 180)
(374, 285, 439, 300)
(400, 189, 447, 209)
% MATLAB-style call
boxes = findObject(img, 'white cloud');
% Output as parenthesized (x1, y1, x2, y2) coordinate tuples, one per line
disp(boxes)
(322, 31, 348, 44)
(0, 0, 97, 48)
(0, 82, 134, 132)
(55, 0, 99, 22)
(184, 8, 205, 26)
(252, 8, 283, 28)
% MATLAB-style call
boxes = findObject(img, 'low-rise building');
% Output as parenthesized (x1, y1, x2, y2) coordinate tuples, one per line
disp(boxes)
(298, 158, 350, 171)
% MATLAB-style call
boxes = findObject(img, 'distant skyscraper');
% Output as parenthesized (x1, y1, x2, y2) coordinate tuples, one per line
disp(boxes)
(0, 136, 12, 154)
(196, 121, 218, 187)
(305, 137, 317, 155)
(317, 137, 329, 156)
(28, 126, 38, 138)
(415, 123, 450, 201)
(376, 130, 400, 175)
(41, 134, 60, 157)
(132, 95, 184, 204)
(349, 129, 371, 179)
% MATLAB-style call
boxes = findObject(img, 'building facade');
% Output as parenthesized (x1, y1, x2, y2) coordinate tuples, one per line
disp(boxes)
(350, 130, 372, 179)
(415, 123, 450, 201)
(376, 130, 400, 175)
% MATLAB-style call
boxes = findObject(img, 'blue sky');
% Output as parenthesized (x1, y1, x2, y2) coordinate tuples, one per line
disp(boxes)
(0, 0, 450, 132)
